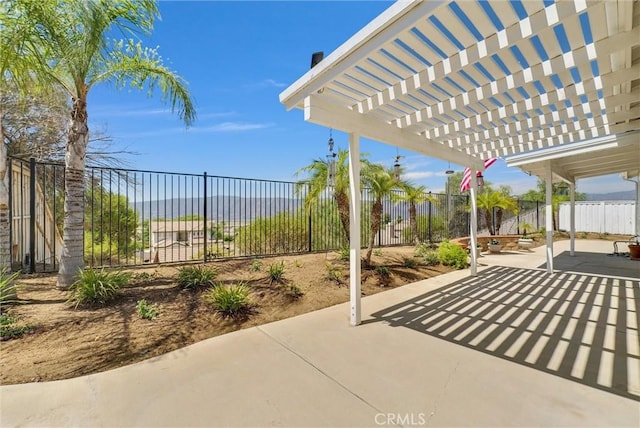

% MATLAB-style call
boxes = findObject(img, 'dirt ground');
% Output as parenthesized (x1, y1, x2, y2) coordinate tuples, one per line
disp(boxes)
(1, 247, 454, 385)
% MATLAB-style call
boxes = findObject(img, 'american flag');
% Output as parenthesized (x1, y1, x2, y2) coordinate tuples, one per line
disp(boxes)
(460, 158, 497, 192)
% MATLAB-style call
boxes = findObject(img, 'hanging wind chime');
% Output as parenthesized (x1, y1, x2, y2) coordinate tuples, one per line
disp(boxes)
(327, 129, 337, 187)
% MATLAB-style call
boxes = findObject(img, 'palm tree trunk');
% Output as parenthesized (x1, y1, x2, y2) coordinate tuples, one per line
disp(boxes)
(495, 208, 504, 235)
(0, 120, 11, 271)
(57, 97, 88, 289)
(484, 209, 494, 235)
(409, 203, 418, 245)
(335, 190, 350, 244)
(365, 199, 382, 266)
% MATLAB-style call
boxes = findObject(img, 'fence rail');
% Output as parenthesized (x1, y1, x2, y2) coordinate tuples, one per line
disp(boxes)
(8, 156, 542, 273)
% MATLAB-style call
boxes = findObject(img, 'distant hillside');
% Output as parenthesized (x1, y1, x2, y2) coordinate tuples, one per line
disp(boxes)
(132, 196, 303, 222)
(586, 191, 635, 201)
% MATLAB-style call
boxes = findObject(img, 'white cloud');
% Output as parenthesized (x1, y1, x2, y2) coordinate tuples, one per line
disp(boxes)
(403, 170, 442, 180)
(243, 79, 288, 90)
(195, 122, 274, 132)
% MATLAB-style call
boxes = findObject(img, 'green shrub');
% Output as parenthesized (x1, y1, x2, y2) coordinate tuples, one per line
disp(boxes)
(176, 265, 217, 289)
(373, 249, 383, 257)
(205, 283, 252, 318)
(437, 241, 468, 269)
(287, 284, 304, 299)
(136, 299, 159, 320)
(422, 250, 439, 266)
(415, 242, 436, 258)
(375, 265, 390, 277)
(0, 313, 35, 340)
(268, 261, 286, 283)
(324, 263, 343, 284)
(336, 246, 350, 261)
(403, 257, 418, 268)
(250, 259, 262, 272)
(294, 260, 303, 268)
(402, 215, 447, 243)
(67, 268, 130, 307)
(0, 270, 19, 306)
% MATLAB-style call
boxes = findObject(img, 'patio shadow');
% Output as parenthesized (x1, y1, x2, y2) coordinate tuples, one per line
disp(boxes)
(370, 265, 640, 401)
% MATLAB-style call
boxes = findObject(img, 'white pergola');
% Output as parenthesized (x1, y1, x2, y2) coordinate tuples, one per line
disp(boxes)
(279, 0, 640, 325)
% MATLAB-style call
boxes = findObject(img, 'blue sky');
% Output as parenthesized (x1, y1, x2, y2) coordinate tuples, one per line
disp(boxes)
(88, 1, 634, 196)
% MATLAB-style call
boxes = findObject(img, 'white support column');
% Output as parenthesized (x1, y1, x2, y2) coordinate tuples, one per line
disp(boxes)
(545, 166, 554, 273)
(469, 170, 478, 276)
(569, 182, 575, 256)
(635, 178, 640, 236)
(348, 132, 361, 326)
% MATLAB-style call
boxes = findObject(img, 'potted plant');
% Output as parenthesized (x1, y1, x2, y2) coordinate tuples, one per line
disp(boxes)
(629, 235, 640, 261)
(487, 239, 502, 253)
(518, 222, 534, 249)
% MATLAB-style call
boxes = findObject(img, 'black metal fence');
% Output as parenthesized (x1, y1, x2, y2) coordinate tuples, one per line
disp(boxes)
(8, 156, 542, 273)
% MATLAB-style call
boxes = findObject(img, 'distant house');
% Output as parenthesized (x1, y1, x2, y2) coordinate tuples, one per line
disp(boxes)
(149, 220, 211, 248)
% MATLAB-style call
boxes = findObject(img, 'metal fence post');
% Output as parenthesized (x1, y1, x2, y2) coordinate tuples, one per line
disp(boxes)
(203, 172, 207, 263)
(536, 201, 540, 231)
(427, 195, 432, 243)
(28, 158, 36, 273)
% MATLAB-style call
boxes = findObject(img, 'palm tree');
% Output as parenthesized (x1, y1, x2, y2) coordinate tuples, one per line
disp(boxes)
(393, 182, 437, 245)
(5, 0, 196, 288)
(296, 149, 371, 244)
(476, 187, 518, 235)
(362, 165, 399, 266)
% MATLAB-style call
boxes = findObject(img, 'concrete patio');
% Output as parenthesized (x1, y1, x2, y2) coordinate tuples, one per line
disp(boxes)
(1, 239, 638, 427)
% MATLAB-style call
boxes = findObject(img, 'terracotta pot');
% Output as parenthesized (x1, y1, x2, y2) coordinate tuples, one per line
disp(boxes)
(629, 244, 640, 261)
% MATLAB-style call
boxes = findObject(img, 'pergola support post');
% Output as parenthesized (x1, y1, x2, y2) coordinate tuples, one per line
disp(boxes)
(348, 132, 361, 326)
(569, 182, 575, 256)
(545, 165, 554, 273)
(469, 170, 478, 276)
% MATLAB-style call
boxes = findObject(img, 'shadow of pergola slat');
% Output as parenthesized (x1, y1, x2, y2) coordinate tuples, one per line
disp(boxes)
(370, 266, 640, 401)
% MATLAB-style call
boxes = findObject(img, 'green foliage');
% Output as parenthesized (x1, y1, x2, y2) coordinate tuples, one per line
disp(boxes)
(250, 259, 262, 272)
(205, 283, 252, 318)
(0, 270, 20, 306)
(402, 214, 448, 243)
(287, 284, 304, 299)
(176, 214, 204, 221)
(130, 271, 158, 285)
(267, 261, 286, 283)
(85, 185, 139, 260)
(403, 257, 418, 268)
(415, 242, 436, 257)
(373, 248, 383, 257)
(324, 263, 343, 284)
(223, 234, 235, 242)
(67, 268, 130, 307)
(136, 299, 159, 320)
(337, 246, 350, 261)
(375, 266, 390, 277)
(294, 259, 303, 268)
(0, 313, 35, 340)
(437, 241, 468, 269)
(236, 212, 309, 256)
(422, 251, 439, 266)
(176, 266, 217, 289)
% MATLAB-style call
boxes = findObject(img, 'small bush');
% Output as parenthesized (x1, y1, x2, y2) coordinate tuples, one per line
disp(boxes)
(268, 261, 286, 283)
(437, 241, 468, 269)
(67, 268, 130, 307)
(337, 246, 350, 261)
(373, 249, 383, 257)
(294, 260, 303, 268)
(177, 266, 217, 289)
(375, 265, 390, 277)
(422, 250, 439, 266)
(136, 299, 159, 320)
(0, 313, 35, 340)
(0, 270, 20, 306)
(415, 242, 436, 258)
(130, 271, 157, 286)
(324, 263, 343, 284)
(205, 283, 252, 318)
(403, 257, 418, 268)
(250, 259, 262, 272)
(287, 284, 304, 299)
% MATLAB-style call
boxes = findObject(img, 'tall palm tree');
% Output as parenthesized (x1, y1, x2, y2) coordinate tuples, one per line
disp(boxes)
(393, 182, 437, 245)
(362, 165, 399, 266)
(476, 187, 518, 235)
(5, 0, 196, 288)
(296, 149, 371, 244)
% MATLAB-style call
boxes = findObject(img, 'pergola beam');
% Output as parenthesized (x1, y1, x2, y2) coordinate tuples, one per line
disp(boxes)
(303, 95, 485, 170)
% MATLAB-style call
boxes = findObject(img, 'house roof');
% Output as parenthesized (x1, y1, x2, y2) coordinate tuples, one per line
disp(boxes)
(279, 0, 639, 181)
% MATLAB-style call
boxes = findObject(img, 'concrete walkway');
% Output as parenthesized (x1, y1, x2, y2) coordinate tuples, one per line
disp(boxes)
(1, 240, 638, 427)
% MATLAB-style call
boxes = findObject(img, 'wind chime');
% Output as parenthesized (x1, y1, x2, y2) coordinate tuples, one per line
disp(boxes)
(393, 148, 402, 181)
(327, 129, 337, 186)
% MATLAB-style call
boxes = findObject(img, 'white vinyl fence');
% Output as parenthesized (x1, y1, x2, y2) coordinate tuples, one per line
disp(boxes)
(559, 201, 637, 235)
